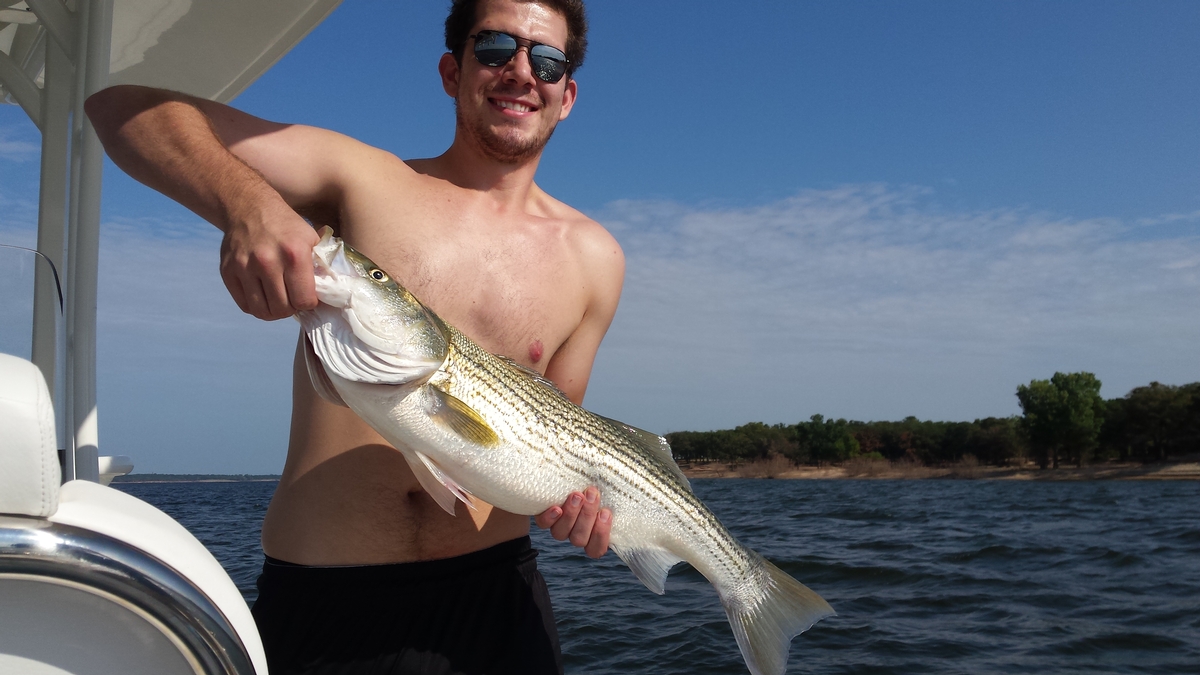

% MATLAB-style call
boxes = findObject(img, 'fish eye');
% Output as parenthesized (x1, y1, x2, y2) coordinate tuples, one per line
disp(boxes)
(370, 268, 389, 282)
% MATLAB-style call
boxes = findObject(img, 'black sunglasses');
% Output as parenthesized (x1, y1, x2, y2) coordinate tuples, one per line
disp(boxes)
(468, 30, 570, 84)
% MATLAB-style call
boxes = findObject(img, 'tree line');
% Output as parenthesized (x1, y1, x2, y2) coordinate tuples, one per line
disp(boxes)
(665, 374, 1200, 469)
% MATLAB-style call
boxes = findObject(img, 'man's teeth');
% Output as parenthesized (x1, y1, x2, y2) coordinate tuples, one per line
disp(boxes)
(496, 100, 533, 112)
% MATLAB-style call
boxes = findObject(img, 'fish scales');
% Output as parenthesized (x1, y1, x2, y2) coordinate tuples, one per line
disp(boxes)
(442, 308, 784, 622)
(445, 327, 729, 548)
(298, 229, 835, 675)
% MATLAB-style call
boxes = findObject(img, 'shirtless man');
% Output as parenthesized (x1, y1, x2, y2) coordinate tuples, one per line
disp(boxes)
(86, 0, 618, 673)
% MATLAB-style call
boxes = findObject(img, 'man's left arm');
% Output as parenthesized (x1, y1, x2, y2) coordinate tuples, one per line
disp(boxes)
(534, 224, 626, 558)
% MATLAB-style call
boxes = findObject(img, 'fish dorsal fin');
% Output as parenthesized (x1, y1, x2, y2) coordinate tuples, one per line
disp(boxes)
(425, 385, 501, 447)
(493, 355, 571, 399)
(598, 416, 691, 491)
(612, 544, 684, 595)
(303, 332, 348, 407)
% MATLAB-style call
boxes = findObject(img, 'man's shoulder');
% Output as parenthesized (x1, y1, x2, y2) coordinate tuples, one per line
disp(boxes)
(531, 188, 623, 262)
(531, 191, 625, 311)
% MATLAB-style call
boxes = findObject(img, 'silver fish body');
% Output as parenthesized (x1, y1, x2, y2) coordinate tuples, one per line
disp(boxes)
(297, 228, 834, 675)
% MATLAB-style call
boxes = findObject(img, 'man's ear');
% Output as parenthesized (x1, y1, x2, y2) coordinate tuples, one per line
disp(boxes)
(558, 77, 578, 121)
(439, 52, 461, 97)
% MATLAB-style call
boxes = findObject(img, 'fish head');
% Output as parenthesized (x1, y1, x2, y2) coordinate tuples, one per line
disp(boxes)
(298, 227, 448, 385)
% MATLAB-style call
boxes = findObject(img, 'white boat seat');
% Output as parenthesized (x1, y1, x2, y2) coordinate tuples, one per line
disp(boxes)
(0, 354, 268, 675)
(0, 353, 60, 518)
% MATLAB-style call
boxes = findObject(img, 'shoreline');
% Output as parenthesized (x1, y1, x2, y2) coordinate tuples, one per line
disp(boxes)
(679, 457, 1200, 481)
(109, 459, 1200, 483)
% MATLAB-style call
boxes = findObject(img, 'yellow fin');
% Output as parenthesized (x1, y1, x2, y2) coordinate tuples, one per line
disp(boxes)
(426, 386, 501, 447)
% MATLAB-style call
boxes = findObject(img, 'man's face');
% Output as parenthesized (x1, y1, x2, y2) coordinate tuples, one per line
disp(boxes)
(440, 0, 577, 164)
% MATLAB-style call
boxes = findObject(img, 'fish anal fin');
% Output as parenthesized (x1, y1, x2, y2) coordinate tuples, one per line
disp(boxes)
(598, 415, 691, 491)
(612, 544, 684, 595)
(303, 332, 348, 407)
(413, 451, 477, 512)
(426, 386, 501, 447)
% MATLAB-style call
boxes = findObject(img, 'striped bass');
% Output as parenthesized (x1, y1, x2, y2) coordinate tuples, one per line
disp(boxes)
(296, 227, 834, 675)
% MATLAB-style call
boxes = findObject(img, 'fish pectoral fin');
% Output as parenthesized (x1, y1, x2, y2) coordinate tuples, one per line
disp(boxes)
(414, 450, 477, 512)
(425, 386, 501, 447)
(303, 333, 349, 407)
(597, 415, 692, 492)
(612, 544, 684, 595)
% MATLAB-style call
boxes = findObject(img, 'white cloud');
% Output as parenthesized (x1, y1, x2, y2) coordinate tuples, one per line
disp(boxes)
(1136, 209, 1200, 227)
(94, 219, 297, 473)
(0, 126, 38, 162)
(1, 215, 296, 473)
(4, 184, 1198, 471)
(584, 185, 1200, 434)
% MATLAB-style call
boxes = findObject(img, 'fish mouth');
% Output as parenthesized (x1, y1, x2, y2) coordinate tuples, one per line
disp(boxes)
(312, 226, 341, 273)
(311, 226, 355, 308)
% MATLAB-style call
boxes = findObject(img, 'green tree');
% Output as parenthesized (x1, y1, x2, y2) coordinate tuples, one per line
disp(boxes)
(734, 422, 799, 463)
(1099, 396, 1132, 462)
(1016, 372, 1106, 468)
(1122, 382, 1194, 461)
(797, 415, 860, 465)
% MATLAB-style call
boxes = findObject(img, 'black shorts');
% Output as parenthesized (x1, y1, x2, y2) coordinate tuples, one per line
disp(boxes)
(251, 536, 562, 675)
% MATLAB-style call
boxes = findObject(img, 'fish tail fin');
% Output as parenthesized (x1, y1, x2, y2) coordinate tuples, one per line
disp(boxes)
(722, 555, 834, 675)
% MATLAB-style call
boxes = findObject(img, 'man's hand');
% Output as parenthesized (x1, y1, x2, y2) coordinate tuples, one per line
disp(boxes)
(219, 203, 320, 321)
(84, 85, 326, 322)
(535, 487, 611, 558)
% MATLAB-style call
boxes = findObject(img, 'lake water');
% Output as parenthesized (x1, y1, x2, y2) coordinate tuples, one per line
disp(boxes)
(115, 479, 1200, 674)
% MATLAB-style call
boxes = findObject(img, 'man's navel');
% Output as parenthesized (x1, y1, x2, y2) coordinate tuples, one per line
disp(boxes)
(528, 339, 544, 364)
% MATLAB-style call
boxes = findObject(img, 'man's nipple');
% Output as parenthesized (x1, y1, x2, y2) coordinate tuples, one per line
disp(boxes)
(528, 339, 544, 364)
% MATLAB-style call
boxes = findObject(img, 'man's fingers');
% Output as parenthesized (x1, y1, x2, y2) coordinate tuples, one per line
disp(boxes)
(538, 488, 611, 558)
(228, 273, 275, 320)
(220, 266, 249, 314)
(281, 228, 320, 312)
(284, 256, 318, 312)
(219, 218, 319, 320)
(534, 506, 562, 530)
(568, 488, 600, 548)
(584, 509, 612, 558)
(549, 492, 584, 541)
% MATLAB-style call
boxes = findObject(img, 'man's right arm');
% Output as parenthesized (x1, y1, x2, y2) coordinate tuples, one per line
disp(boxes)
(85, 85, 354, 320)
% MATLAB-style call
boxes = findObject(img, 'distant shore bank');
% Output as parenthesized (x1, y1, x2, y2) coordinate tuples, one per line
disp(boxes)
(109, 459, 1200, 484)
(679, 456, 1200, 481)
(112, 474, 281, 484)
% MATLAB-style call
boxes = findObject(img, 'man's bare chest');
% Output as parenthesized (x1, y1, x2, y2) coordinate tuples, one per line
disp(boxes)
(339, 198, 586, 370)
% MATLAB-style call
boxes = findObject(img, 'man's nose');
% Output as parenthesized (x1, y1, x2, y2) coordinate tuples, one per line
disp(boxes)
(501, 46, 537, 85)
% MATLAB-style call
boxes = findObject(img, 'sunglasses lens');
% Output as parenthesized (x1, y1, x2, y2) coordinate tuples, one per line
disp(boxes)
(472, 32, 568, 83)
(474, 32, 518, 67)
(529, 44, 567, 83)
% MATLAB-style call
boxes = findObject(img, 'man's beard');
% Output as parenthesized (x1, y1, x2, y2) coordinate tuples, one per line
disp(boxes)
(456, 99, 557, 165)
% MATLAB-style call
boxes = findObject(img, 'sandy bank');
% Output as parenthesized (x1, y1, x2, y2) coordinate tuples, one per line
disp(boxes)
(680, 456, 1200, 481)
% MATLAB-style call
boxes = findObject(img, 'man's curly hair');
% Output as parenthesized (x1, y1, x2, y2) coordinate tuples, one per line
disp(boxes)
(445, 0, 588, 78)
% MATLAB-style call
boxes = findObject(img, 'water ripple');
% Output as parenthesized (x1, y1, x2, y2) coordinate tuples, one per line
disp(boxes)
(120, 478, 1200, 674)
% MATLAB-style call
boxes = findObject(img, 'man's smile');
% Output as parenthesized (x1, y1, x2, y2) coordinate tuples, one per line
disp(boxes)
(489, 97, 539, 115)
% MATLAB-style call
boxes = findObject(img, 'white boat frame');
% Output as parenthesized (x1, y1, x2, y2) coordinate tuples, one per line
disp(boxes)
(1, 0, 341, 480)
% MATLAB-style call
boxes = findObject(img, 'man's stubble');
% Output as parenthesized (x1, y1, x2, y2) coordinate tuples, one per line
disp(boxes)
(455, 97, 558, 165)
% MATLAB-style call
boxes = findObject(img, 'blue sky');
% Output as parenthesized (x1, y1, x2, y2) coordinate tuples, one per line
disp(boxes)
(1, 1, 1198, 473)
